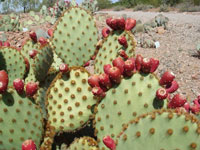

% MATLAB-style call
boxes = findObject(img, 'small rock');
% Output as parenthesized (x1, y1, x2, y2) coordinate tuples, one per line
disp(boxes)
(156, 27, 166, 34)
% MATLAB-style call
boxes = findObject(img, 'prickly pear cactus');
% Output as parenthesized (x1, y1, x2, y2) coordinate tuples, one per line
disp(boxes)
(94, 31, 136, 74)
(20, 39, 40, 83)
(0, 47, 26, 86)
(50, 51, 64, 71)
(116, 109, 200, 150)
(0, 88, 43, 149)
(51, 7, 99, 66)
(45, 67, 97, 133)
(94, 72, 167, 150)
(69, 137, 99, 150)
(32, 44, 53, 82)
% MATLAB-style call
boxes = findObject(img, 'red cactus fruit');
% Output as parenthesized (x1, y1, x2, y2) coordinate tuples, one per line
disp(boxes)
(13, 78, 24, 94)
(47, 28, 53, 37)
(92, 86, 106, 98)
(104, 64, 112, 75)
(22, 139, 36, 150)
(125, 18, 136, 31)
(102, 27, 110, 38)
(168, 94, 187, 109)
(118, 36, 128, 48)
(99, 73, 112, 89)
(25, 82, 38, 97)
(24, 58, 30, 72)
(106, 17, 112, 28)
(29, 50, 38, 59)
(0, 41, 2, 46)
(3, 41, 10, 47)
(159, 71, 175, 85)
(103, 136, 116, 150)
(110, 19, 118, 30)
(124, 59, 135, 76)
(150, 58, 159, 73)
(38, 37, 48, 46)
(183, 102, 190, 112)
(91, 55, 96, 60)
(141, 58, 151, 73)
(117, 18, 125, 30)
(118, 49, 128, 60)
(112, 57, 125, 74)
(135, 54, 143, 71)
(59, 64, 69, 73)
(29, 31, 37, 43)
(166, 80, 179, 93)
(108, 67, 121, 84)
(190, 100, 200, 114)
(156, 88, 168, 100)
(0, 70, 9, 94)
(88, 74, 100, 88)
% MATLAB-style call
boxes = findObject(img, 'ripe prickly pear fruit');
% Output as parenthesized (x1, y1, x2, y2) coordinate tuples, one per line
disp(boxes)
(25, 82, 38, 97)
(159, 71, 175, 85)
(29, 50, 38, 58)
(83, 61, 90, 67)
(183, 102, 190, 112)
(39, 37, 48, 46)
(168, 94, 187, 109)
(156, 88, 168, 100)
(59, 64, 69, 73)
(125, 18, 136, 31)
(150, 58, 159, 73)
(102, 27, 110, 38)
(117, 18, 125, 30)
(0, 70, 8, 94)
(99, 73, 112, 89)
(0, 41, 2, 46)
(190, 100, 200, 114)
(92, 86, 106, 98)
(47, 28, 53, 37)
(24, 58, 30, 72)
(124, 59, 135, 77)
(112, 57, 125, 74)
(108, 67, 121, 84)
(118, 36, 128, 48)
(118, 49, 128, 60)
(3, 41, 10, 47)
(104, 64, 112, 75)
(29, 31, 37, 43)
(141, 58, 151, 73)
(88, 74, 100, 88)
(13, 78, 24, 94)
(135, 54, 143, 71)
(103, 136, 116, 150)
(106, 17, 112, 28)
(166, 80, 179, 93)
(22, 139, 36, 150)
(110, 19, 118, 30)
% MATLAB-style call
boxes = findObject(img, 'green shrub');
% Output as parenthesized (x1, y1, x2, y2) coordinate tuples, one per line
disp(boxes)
(133, 4, 154, 11)
(159, 4, 169, 11)
(113, 6, 126, 11)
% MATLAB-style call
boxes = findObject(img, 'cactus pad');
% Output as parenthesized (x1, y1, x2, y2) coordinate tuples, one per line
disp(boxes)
(116, 109, 200, 150)
(32, 45, 53, 82)
(69, 137, 99, 150)
(94, 73, 166, 150)
(51, 7, 99, 66)
(0, 88, 43, 149)
(94, 31, 136, 74)
(0, 47, 26, 86)
(46, 67, 97, 133)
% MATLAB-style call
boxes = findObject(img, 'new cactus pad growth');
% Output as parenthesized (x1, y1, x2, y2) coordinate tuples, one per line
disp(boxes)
(51, 7, 99, 66)
(116, 109, 200, 150)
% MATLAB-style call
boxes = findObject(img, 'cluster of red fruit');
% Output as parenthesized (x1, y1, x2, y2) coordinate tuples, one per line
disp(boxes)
(0, 70, 38, 97)
(0, 41, 10, 47)
(88, 54, 160, 99)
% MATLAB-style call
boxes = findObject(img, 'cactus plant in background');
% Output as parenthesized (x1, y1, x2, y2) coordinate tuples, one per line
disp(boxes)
(0, 14, 21, 31)
(81, 0, 98, 13)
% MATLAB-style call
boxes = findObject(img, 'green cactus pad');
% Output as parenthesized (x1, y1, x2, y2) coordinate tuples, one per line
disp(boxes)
(50, 51, 64, 71)
(94, 30, 136, 74)
(69, 137, 99, 150)
(94, 73, 166, 150)
(32, 44, 53, 82)
(0, 88, 43, 149)
(0, 47, 26, 86)
(51, 7, 99, 66)
(20, 40, 41, 84)
(116, 109, 200, 150)
(46, 67, 97, 133)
